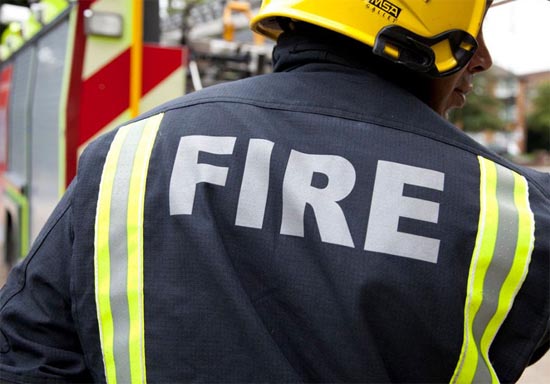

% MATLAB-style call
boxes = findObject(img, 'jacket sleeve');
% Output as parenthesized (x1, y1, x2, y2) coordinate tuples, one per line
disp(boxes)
(0, 180, 93, 384)
(529, 325, 549, 365)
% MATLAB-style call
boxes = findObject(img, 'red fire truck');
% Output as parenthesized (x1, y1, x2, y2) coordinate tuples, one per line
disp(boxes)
(0, 0, 187, 273)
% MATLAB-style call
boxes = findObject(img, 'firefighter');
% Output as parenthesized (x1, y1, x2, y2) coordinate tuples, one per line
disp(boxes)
(0, 0, 548, 382)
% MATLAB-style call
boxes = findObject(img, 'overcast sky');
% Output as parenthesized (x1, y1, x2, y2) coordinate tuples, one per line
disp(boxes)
(484, 0, 550, 75)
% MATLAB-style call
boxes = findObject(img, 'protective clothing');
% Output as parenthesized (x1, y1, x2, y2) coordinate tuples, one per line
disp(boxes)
(0, 34, 548, 383)
(251, 0, 486, 76)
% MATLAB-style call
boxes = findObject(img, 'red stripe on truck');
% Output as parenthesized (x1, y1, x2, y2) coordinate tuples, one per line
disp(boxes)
(142, 44, 185, 95)
(79, 48, 131, 147)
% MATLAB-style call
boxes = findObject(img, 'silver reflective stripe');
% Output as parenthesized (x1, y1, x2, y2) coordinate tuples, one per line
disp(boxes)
(109, 119, 147, 384)
(451, 157, 535, 384)
(471, 164, 518, 383)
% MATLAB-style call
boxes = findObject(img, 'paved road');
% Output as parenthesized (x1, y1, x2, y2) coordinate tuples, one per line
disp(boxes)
(518, 352, 550, 383)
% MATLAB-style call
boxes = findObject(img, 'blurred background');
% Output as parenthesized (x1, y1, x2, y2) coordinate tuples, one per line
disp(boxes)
(0, 1, 548, 382)
(451, 0, 550, 171)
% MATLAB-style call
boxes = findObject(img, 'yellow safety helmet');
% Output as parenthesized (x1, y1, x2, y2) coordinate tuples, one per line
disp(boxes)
(251, 0, 487, 77)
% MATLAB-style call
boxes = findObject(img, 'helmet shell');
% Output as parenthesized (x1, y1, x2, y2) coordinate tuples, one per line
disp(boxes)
(251, 0, 487, 76)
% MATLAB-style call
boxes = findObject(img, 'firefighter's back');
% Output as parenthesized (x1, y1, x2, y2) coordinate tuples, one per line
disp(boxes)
(66, 67, 549, 382)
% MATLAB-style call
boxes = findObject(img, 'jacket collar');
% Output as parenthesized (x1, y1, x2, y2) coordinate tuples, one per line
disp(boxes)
(272, 31, 374, 73)
(271, 30, 432, 110)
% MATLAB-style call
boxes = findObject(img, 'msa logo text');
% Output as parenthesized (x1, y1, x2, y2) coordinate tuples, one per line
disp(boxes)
(368, 0, 402, 19)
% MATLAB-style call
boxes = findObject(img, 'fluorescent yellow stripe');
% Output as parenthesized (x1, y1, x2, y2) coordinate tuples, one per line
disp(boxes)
(471, 160, 500, 384)
(130, 0, 143, 118)
(95, 127, 131, 384)
(478, 172, 534, 367)
(452, 157, 499, 383)
(452, 159, 536, 384)
(127, 113, 163, 384)
(511, 173, 535, 287)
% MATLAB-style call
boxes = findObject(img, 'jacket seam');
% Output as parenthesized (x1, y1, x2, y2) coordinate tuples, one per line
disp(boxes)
(209, 217, 303, 381)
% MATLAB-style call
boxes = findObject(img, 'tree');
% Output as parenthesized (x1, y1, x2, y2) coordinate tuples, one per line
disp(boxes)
(526, 82, 550, 152)
(448, 74, 506, 132)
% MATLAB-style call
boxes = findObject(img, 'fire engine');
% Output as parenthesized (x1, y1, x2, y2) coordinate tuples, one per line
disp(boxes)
(0, 0, 187, 274)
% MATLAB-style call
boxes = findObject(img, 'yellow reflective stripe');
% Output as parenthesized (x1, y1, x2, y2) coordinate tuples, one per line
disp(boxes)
(95, 127, 131, 384)
(452, 157, 535, 384)
(127, 113, 163, 383)
(452, 157, 498, 383)
(474, 159, 501, 384)
(511, 173, 535, 293)
(95, 113, 164, 384)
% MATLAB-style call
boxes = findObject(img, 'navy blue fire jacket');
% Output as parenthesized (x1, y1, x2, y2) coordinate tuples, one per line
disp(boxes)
(1, 34, 548, 383)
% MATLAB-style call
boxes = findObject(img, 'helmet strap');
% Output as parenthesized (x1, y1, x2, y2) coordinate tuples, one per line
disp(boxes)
(373, 26, 478, 77)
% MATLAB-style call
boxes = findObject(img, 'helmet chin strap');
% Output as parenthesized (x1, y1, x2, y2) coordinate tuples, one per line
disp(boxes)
(373, 25, 478, 77)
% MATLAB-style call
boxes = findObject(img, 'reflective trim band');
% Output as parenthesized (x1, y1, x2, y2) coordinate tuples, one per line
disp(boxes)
(95, 126, 129, 384)
(95, 113, 164, 384)
(127, 114, 162, 383)
(451, 157, 535, 384)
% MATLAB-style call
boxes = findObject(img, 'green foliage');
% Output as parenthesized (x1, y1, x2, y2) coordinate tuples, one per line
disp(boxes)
(448, 75, 506, 132)
(526, 82, 550, 152)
